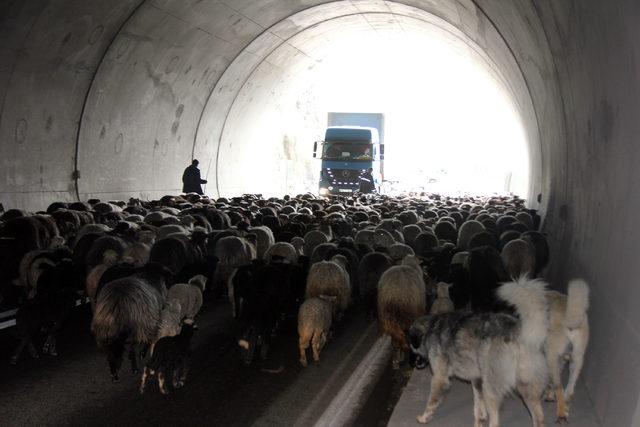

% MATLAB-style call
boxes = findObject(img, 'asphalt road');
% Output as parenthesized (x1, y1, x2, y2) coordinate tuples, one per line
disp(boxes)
(0, 297, 380, 426)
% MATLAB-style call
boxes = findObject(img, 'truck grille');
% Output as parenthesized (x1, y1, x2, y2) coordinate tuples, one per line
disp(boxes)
(325, 168, 363, 185)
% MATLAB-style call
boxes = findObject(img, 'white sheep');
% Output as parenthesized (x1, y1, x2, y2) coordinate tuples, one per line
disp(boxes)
(264, 241, 298, 264)
(166, 275, 207, 326)
(305, 257, 351, 312)
(298, 295, 336, 367)
(248, 226, 275, 259)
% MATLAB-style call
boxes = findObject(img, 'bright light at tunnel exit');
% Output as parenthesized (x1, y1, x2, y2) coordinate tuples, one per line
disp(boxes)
(290, 24, 530, 197)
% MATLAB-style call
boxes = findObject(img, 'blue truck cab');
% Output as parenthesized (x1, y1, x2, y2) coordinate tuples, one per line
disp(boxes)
(313, 126, 383, 196)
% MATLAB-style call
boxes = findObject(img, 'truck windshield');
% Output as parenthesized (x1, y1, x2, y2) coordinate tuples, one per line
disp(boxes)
(322, 142, 373, 161)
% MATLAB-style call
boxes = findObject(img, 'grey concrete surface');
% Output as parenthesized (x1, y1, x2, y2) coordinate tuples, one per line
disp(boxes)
(2, 1, 640, 424)
(389, 368, 601, 427)
(0, 300, 379, 426)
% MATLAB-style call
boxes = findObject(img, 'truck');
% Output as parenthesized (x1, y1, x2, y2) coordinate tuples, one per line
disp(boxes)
(313, 113, 385, 196)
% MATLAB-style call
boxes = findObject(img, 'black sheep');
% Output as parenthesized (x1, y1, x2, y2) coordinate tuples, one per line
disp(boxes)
(140, 324, 194, 395)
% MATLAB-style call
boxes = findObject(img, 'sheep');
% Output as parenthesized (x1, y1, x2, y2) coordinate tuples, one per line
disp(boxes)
(248, 226, 275, 259)
(214, 236, 256, 316)
(156, 299, 183, 341)
(377, 254, 426, 368)
(354, 229, 375, 248)
(291, 237, 305, 256)
(305, 257, 351, 312)
(233, 260, 299, 364)
(457, 220, 485, 250)
(357, 252, 393, 319)
(10, 259, 77, 363)
(140, 323, 194, 395)
(309, 242, 338, 264)
(303, 230, 329, 257)
(402, 224, 422, 248)
(373, 229, 396, 248)
(86, 249, 120, 311)
(264, 241, 298, 264)
(166, 275, 207, 326)
(521, 231, 550, 277)
(430, 282, 454, 315)
(156, 224, 188, 240)
(433, 221, 457, 244)
(413, 232, 439, 258)
(501, 238, 536, 279)
(388, 243, 415, 264)
(91, 264, 172, 382)
(122, 241, 151, 267)
(298, 295, 337, 367)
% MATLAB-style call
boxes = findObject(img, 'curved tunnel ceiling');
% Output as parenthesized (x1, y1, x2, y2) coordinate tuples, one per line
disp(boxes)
(76, 0, 547, 205)
(3, 2, 640, 424)
(193, 4, 538, 199)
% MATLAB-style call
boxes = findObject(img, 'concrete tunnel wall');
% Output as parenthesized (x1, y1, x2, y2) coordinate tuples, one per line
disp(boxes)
(1, 1, 639, 425)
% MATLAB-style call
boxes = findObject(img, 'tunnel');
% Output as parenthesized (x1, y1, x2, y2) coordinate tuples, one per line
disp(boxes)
(1, 0, 638, 425)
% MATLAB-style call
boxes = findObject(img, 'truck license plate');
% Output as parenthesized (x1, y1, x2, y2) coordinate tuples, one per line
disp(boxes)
(338, 189, 352, 193)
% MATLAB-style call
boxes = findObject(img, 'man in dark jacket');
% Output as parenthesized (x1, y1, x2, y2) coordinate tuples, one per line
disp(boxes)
(182, 159, 207, 195)
(358, 168, 376, 194)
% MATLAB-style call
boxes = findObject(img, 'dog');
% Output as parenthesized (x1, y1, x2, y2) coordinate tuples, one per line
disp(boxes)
(543, 279, 590, 422)
(409, 276, 549, 427)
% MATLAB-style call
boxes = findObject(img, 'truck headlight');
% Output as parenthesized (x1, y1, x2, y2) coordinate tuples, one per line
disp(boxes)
(328, 186, 334, 190)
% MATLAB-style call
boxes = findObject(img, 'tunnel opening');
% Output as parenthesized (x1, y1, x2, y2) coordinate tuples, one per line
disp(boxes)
(190, 2, 540, 205)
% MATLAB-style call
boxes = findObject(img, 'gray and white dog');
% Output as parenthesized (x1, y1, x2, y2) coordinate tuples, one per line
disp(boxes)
(409, 276, 549, 427)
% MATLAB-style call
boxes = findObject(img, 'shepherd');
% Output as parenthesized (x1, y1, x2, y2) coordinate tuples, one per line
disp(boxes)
(182, 159, 207, 195)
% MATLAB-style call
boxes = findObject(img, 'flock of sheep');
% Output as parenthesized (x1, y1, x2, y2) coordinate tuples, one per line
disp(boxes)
(0, 191, 557, 400)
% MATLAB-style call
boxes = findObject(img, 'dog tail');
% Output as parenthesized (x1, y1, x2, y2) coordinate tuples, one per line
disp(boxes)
(565, 279, 589, 329)
(497, 275, 548, 349)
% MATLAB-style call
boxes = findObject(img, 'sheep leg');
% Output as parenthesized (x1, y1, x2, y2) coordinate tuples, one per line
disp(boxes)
(158, 371, 169, 395)
(43, 333, 58, 356)
(391, 341, 402, 370)
(140, 367, 150, 394)
(10, 337, 30, 364)
(311, 330, 326, 363)
(175, 363, 189, 388)
(299, 331, 311, 367)
(107, 343, 125, 382)
(129, 344, 143, 374)
(227, 269, 236, 317)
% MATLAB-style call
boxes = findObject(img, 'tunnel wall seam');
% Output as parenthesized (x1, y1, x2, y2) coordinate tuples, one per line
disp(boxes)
(471, 0, 545, 210)
(73, 0, 147, 203)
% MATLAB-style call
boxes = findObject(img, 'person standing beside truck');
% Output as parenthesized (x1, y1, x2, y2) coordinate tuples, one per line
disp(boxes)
(358, 168, 376, 194)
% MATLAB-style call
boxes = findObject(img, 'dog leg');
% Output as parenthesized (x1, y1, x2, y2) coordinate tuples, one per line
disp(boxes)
(518, 381, 545, 427)
(482, 387, 502, 427)
(548, 354, 568, 422)
(564, 329, 588, 402)
(417, 374, 450, 424)
(472, 379, 487, 427)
